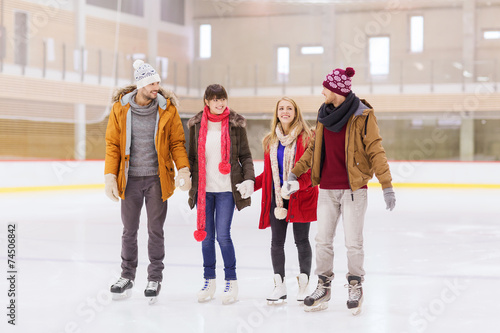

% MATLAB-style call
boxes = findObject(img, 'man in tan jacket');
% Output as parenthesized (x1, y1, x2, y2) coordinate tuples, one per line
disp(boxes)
(104, 59, 190, 304)
(283, 67, 396, 314)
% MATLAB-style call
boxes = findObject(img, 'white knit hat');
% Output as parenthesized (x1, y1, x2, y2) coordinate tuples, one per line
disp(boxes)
(133, 59, 161, 89)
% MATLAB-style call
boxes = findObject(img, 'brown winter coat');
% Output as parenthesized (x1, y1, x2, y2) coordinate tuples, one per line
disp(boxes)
(187, 109, 255, 211)
(292, 99, 392, 191)
(104, 85, 190, 201)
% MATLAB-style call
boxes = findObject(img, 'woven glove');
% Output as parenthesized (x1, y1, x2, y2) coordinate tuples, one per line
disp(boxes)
(104, 173, 119, 202)
(236, 180, 254, 199)
(383, 187, 396, 211)
(281, 173, 299, 198)
(175, 167, 191, 191)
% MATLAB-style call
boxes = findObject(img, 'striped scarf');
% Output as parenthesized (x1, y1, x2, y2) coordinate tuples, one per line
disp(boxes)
(269, 123, 301, 219)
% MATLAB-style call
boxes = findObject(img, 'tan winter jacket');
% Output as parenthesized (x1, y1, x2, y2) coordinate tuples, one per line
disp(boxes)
(104, 85, 190, 201)
(291, 99, 392, 191)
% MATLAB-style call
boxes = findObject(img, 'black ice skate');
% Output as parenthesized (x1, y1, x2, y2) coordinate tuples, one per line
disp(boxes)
(110, 277, 134, 300)
(303, 275, 331, 312)
(145, 281, 161, 305)
(346, 277, 363, 315)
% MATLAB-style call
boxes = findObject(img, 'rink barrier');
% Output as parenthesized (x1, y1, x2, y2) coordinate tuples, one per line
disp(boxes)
(0, 160, 499, 192)
(1, 182, 500, 193)
(0, 184, 104, 193)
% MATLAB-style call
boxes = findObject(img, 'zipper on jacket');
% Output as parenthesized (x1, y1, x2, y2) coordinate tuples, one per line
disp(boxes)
(346, 117, 356, 201)
(364, 114, 369, 138)
(286, 195, 293, 222)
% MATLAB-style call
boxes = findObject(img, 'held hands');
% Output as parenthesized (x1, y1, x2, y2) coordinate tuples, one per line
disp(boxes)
(175, 167, 192, 191)
(104, 173, 119, 202)
(281, 173, 299, 198)
(236, 180, 254, 199)
(383, 187, 396, 211)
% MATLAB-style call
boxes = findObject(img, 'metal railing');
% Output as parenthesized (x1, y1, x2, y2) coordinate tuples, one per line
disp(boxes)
(0, 35, 498, 96)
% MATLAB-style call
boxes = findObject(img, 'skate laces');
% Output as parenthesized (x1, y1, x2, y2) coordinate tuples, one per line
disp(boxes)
(310, 283, 329, 299)
(224, 281, 232, 292)
(202, 279, 211, 290)
(146, 281, 159, 290)
(114, 277, 130, 288)
(345, 282, 362, 300)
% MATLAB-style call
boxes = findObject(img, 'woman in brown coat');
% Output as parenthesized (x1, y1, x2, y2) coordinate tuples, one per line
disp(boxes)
(187, 84, 255, 304)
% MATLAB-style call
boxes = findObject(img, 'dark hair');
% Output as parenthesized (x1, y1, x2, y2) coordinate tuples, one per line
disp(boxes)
(203, 84, 228, 104)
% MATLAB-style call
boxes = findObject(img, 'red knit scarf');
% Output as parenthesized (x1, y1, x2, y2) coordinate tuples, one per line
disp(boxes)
(194, 105, 231, 242)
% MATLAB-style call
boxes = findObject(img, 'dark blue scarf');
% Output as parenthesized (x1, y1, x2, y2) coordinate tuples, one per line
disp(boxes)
(318, 92, 359, 132)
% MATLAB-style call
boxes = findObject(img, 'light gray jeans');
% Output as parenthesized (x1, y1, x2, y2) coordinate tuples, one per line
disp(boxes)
(314, 188, 368, 282)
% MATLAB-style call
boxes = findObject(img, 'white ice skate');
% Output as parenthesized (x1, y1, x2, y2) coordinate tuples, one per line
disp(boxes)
(221, 280, 238, 305)
(197, 279, 216, 303)
(346, 279, 363, 315)
(296, 273, 309, 302)
(110, 277, 134, 300)
(145, 281, 161, 305)
(267, 274, 287, 305)
(303, 275, 331, 312)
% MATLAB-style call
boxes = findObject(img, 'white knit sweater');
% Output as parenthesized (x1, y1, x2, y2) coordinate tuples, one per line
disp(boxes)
(205, 120, 232, 192)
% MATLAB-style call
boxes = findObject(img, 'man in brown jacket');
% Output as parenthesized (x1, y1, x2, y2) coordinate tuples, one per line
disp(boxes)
(283, 67, 396, 314)
(104, 59, 190, 304)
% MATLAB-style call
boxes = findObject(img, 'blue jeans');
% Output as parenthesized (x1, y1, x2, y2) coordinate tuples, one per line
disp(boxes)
(202, 192, 237, 280)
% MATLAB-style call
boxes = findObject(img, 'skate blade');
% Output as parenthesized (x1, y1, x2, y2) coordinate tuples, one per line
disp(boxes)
(304, 302, 329, 312)
(267, 298, 286, 306)
(148, 297, 158, 305)
(350, 307, 362, 315)
(111, 289, 132, 301)
(348, 297, 363, 315)
(222, 297, 238, 305)
(267, 295, 286, 305)
(197, 296, 215, 303)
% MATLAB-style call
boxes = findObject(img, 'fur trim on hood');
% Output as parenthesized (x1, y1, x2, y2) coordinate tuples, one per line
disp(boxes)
(187, 109, 246, 128)
(111, 84, 180, 107)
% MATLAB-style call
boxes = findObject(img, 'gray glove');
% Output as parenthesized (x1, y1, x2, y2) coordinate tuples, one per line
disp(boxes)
(383, 187, 396, 211)
(281, 173, 299, 197)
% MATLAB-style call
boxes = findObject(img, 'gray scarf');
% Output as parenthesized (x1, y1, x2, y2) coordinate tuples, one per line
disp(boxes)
(318, 92, 359, 132)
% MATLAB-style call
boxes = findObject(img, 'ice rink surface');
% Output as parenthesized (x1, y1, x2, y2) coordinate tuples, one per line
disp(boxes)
(1, 186, 499, 333)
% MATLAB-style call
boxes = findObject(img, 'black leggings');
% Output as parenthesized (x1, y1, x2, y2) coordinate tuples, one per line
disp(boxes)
(270, 192, 312, 279)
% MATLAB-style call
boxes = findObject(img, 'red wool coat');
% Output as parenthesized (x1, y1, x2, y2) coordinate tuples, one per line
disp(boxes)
(255, 132, 318, 229)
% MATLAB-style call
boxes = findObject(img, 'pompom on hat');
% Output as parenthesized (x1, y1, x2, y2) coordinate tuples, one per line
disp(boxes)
(133, 59, 161, 89)
(323, 67, 355, 97)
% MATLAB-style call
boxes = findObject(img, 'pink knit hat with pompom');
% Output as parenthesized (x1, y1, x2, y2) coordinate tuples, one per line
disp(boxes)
(323, 67, 355, 97)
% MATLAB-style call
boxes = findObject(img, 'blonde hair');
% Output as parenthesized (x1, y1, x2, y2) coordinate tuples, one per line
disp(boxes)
(262, 97, 313, 153)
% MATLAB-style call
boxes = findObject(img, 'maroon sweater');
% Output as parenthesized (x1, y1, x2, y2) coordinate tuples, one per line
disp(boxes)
(320, 125, 350, 189)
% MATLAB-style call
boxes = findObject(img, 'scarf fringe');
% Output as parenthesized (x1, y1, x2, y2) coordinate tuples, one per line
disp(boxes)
(274, 207, 288, 220)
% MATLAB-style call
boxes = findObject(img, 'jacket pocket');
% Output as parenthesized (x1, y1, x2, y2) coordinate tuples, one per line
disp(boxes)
(353, 151, 371, 178)
(291, 186, 318, 222)
(165, 159, 175, 182)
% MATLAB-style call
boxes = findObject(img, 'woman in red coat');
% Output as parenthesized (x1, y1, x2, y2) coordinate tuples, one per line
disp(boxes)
(254, 97, 318, 304)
